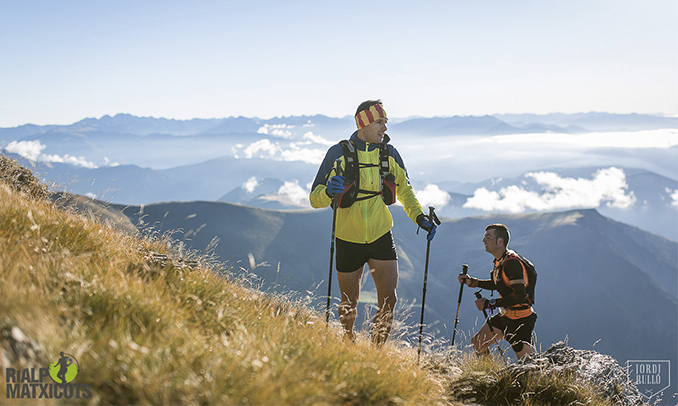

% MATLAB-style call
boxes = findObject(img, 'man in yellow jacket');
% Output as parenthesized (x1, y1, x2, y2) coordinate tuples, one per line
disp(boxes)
(310, 100, 436, 345)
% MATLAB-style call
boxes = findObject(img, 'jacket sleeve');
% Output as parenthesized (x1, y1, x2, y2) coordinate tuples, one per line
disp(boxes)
(310, 144, 343, 208)
(389, 145, 424, 224)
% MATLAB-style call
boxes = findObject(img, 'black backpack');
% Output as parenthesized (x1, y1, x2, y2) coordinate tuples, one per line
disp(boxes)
(334, 139, 396, 208)
(501, 250, 538, 305)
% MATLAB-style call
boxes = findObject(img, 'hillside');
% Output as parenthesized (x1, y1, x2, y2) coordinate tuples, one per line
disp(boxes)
(110, 198, 678, 391)
(0, 156, 639, 405)
(0, 156, 447, 404)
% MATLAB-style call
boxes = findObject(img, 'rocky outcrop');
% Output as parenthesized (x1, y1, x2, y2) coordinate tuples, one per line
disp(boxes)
(506, 342, 644, 405)
(0, 156, 49, 200)
(448, 342, 645, 405)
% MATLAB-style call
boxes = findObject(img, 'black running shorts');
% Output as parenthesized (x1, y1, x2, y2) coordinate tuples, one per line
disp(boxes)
(335, 231, 398, 273)
(489, 312, 538, 353)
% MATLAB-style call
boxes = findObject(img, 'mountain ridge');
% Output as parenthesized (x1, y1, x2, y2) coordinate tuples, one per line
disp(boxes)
(3, 111, 676, 137)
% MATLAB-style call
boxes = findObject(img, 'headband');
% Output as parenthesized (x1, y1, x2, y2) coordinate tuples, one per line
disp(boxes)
(355, 103, 388, 129)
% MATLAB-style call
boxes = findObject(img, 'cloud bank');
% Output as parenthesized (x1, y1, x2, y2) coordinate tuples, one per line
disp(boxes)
(259, 180, 311, 207)
(463, 167, 636, 213)
(256, 124, 294, 139)
(413, 184, 451, 210)
(237, 137, 327, 165)
(5, 140, 98, 169)
(669, 188, 678, 208)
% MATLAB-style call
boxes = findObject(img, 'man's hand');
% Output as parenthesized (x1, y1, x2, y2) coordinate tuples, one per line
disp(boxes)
(326, 175, 345, 197)
(458, 274, 479, 287)
(475, 297, 489, 311)
(416, 214, 437, 241)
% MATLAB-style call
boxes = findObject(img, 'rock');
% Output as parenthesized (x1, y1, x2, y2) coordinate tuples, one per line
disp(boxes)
(0, 156, 49, 200)
(0, 323, 46, 370)
(506, 341, 645, 405)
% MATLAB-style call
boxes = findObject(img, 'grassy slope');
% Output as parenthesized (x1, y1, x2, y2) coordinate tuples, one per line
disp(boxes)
(0, 156, 614, 406)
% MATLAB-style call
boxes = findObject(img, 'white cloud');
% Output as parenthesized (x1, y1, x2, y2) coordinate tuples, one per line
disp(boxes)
(302, 131, 334, 146)
(259, 180, 311, 207)
(104, 157, 119, 167)
(243, 176, 259, 193)
(669, 188, 678, 208)
(5, 140, 45, 161)
(240, 138, 326, 164)
(256, 123, 294, 139)
(243, 139, 279, 158)
(414, 184, 451, 209)
(464, 167, 636, 213)
(41, 153, 98, 169)
(5, 140, 98, 168)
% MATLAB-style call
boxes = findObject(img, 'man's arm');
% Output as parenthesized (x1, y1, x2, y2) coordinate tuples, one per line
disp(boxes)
(458, 274, 496, 290)
(388, 146, 424, 223)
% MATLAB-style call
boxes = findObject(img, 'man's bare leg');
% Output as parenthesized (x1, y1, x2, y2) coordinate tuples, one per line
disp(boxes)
(472, 322, 505, 355)
(367, 258, 398, 345)
(336, 266, 364, 341)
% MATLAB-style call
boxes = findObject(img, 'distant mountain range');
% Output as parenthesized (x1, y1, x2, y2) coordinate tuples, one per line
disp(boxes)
(82, 197, 676, 392)
(3, 112, 676, 138)
(20, 156, 673, 241)
(2, 112, 675, 241)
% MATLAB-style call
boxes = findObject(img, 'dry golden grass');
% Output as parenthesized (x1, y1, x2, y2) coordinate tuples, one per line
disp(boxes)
(0, 165, 448, 405)
(0, 157, 621, 405)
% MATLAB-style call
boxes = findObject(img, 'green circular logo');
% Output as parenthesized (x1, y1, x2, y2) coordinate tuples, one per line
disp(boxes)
(48, 352, 79, 384)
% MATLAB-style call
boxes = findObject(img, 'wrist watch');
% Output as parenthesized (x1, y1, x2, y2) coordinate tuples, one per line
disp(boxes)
(489, 298, 497, 308)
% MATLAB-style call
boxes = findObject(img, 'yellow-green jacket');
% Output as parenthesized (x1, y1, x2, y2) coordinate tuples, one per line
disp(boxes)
(310, 132, 424, 244)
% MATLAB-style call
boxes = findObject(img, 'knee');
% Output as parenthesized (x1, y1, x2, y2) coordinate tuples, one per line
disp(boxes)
(471, 333, 482, 352)
(514, 342, 536, 359)
(384, 292, 397, 310)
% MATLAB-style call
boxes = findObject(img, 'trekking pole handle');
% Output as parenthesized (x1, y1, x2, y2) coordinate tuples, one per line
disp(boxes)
(428, 206, 441, 226)
(474, 290, 491, 318)
(457, 265, 468, 301)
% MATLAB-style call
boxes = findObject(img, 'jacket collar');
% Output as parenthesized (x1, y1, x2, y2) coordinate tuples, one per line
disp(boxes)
(349, 131, 390, 151)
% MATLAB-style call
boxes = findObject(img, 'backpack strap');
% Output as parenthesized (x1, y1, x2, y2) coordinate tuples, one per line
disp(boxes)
(337, 138, 396, 205)
(338, 140, 359, 181)
(379, 141, 390, 182)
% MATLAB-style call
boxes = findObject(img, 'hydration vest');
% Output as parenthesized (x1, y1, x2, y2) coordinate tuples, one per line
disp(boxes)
(334, 138, 397, 209)
(494, 250, 537, 308)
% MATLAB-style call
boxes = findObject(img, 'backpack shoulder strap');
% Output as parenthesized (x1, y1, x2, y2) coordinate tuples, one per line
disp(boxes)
(501, 250, 529, 287)
(379, 141, 390, 179)
(338, 140, 359, 181)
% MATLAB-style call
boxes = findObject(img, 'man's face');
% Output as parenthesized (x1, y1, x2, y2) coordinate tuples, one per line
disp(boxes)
(359, 117, 388, 144)
(483, 229, 503, 254)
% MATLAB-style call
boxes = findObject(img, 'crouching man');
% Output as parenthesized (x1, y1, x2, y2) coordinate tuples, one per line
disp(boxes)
(458, 223, 537, 359)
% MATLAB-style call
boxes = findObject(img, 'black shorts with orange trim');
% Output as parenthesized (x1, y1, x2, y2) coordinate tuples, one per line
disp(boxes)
(488, 312, 537, 353)
(336, 231, 398, 273)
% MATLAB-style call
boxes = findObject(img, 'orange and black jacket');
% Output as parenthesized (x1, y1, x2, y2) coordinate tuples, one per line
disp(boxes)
(478, 251, 534, 319)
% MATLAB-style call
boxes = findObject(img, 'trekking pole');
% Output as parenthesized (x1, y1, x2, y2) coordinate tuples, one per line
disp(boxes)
(450, 264, 468, 350)
(325, 159, 342, 324)
(474, 290, 507, 362)
(417, 206, 441, 362)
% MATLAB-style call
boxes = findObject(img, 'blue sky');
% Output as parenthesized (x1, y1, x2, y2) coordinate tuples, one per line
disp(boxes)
(1, 0, 676, 127)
